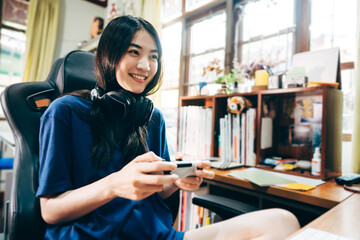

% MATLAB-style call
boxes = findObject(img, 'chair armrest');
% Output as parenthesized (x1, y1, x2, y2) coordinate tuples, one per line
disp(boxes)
(192, 194, 258, 220)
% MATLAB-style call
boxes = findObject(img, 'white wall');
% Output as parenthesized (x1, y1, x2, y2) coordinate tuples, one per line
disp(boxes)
(54, 0, 106, 60)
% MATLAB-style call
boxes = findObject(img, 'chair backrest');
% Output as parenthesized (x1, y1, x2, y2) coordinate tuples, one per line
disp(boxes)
(0, 50, 97, 240)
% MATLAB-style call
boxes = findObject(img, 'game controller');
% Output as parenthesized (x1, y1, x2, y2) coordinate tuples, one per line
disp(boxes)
(171, 161, 200, 179)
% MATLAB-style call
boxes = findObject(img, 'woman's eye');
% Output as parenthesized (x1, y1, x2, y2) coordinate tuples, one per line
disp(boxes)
(129, 50, 139, 55)
(150, 55, 158, 60)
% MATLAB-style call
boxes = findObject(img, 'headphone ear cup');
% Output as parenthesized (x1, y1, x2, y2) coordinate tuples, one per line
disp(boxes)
(143, 98, 154, 124)
(133, 96, 154, 126)
(95, 89, 153, 127)
(104, 90, 135, 122)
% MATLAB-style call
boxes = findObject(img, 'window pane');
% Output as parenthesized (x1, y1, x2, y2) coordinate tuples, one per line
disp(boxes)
(188, 49, 224, 85)
(241, 32, 293, 74)
(185, 0, 212, 12)
(189, 11, 226, 55)
(238, 0, 294, 74)
(0, 28, 26, 86)
(162, 22, 182, 89)
(161, 90, 179, 157)
(310, 0, 356, 62)
(242, 0, 294, 41)
(188, 11, 226, 85)
(162, 0, 182, 22)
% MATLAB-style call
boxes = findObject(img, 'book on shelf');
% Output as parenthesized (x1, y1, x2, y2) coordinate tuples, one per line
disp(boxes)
(178, 186, 209, 231)
(178, 106, 213, 159)
(232, 113, 241, 163)
(216, 108, 257, 168)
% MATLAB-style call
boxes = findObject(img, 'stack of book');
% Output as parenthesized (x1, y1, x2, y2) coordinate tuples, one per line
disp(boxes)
(178, 106, 213, 159)
(178, 186, 221, 231)
(218, 108, 257, 167)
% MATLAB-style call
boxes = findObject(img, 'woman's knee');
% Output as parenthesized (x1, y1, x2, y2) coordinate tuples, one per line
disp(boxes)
(268, 208, 300, 230)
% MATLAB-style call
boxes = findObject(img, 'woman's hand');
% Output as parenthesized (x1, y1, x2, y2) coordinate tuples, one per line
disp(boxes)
(174, 161, 215, 191)
(108, 151, 178, 200)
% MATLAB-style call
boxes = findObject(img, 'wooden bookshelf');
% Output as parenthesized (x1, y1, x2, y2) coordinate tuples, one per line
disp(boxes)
(179, 86, 343, 180)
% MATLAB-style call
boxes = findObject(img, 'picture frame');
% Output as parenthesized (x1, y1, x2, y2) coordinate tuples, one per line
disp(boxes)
(85, 0, 108, 8)
(291, 47, 341, 89)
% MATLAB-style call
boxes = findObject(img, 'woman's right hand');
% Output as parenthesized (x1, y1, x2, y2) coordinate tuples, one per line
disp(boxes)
(108, 151, 179, 200)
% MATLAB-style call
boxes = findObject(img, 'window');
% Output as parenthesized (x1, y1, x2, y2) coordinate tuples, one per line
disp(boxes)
(0, 0, 28, 89)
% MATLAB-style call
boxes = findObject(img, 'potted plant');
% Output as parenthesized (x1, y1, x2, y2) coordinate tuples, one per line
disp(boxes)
(215, 69, 239, 94)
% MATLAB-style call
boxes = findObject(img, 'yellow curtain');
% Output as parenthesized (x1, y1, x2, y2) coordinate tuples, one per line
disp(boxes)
(351, 1, 360, 173)
(23, 0, 60, 82)
(139, 0, 163, 106)
(140, 0, 162, 38)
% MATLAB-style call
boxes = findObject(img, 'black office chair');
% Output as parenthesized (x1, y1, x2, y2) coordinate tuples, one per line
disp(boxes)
(0, 50, 98, 240)
(192, 194, 259, 220)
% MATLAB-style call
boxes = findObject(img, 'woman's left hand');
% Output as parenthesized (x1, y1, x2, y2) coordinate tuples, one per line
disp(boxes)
(174, 161, 215, 191)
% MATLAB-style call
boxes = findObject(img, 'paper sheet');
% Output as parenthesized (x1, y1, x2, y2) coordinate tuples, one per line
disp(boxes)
(291, 228, 351, 240)
(270, 171, 324, 187)
(228, 168, 325, 188)
(229, 168, 295, 187)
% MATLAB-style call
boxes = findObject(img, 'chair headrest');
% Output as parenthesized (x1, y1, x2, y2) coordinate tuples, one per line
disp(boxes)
(55, 50, 97, 94)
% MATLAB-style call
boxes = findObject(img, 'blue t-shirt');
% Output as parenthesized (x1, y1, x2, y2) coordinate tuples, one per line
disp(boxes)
(36, 95, 184, 240)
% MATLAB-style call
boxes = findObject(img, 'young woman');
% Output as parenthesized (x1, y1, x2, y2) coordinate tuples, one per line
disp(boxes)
(36, 15, 299, 239)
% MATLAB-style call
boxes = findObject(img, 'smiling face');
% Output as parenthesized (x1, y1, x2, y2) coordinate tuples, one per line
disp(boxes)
(115, 30, 159, 94)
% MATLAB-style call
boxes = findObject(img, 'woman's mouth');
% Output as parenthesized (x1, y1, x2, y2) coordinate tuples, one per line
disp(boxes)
(129, 73, 147, 82)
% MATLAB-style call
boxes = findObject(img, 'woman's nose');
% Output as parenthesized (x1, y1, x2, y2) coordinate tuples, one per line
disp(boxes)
(137, 57, 150, 72)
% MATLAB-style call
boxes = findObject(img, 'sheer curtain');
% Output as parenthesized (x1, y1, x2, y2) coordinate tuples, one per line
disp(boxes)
(23, 0, 60, 82)
(351, 0, 360, 173)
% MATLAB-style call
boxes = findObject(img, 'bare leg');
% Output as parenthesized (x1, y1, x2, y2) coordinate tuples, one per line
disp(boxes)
(184, 208, 300, 240)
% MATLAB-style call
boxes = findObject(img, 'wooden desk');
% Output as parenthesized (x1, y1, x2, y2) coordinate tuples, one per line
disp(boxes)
(207, 168, 352, 208)
(287, 193, 360, 240)
(205, 168, 354, 225)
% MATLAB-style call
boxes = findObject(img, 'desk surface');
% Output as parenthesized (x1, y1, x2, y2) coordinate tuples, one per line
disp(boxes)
(207, 168, 353, 209)
(287, 193, 360, 240)
(207, 167, 358, 239)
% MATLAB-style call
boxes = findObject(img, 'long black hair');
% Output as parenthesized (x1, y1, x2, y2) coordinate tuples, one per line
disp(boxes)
(73, 16, 163, 168)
